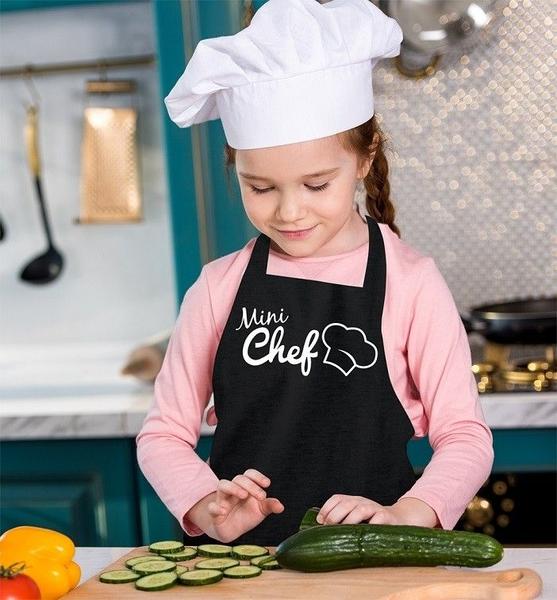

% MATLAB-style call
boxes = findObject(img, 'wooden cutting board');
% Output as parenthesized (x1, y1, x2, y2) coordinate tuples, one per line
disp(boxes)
(65, 545, 543, 599)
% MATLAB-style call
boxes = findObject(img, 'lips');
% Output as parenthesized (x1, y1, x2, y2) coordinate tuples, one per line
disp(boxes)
(275, 224, 317, 240)
(277, 226, 315, 233)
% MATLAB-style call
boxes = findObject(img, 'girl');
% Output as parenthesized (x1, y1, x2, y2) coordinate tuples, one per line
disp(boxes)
(136, 0, 494, 547)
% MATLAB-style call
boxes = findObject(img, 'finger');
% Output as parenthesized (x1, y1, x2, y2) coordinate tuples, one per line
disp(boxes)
(369, 509, 396, 525)
(233, 474, 268, 500)
(316, 494, 344, 524)
(321, 500, 359, 525)
(260, 497, 285, 516)
(341, 504, 375, 524)
(243, 468, 271, 488)
(217, 478, 249, 501)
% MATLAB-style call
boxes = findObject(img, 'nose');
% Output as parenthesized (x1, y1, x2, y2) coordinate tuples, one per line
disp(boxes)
(275, 192, 305, 223)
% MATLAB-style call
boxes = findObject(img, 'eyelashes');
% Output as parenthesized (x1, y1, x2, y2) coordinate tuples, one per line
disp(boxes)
(249, 182, 330, 195)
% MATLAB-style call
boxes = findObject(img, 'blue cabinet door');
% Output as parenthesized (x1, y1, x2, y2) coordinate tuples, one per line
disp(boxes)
(0, 437, 213, 546)
(0, 439, 141, 546)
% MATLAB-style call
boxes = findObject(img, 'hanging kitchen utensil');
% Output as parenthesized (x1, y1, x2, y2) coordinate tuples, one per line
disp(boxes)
(378, 0, 499, 77)
(19, 101, 65, 285)
(76, 73, 142, 223)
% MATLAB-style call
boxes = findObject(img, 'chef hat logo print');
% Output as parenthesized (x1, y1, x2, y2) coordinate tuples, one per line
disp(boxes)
(321, 323, 378, 376)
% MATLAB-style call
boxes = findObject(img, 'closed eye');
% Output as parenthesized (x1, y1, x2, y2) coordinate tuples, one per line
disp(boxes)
(249, 182, 329, 195)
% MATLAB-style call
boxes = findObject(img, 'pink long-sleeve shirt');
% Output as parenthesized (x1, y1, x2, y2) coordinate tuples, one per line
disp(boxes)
(136, 222, 494, 536)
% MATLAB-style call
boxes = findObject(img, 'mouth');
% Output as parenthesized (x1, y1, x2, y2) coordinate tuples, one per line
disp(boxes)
(274, 225, 317, 240)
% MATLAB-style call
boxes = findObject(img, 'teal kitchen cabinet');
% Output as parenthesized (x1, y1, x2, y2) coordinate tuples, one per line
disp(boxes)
(409, 428, 557, 472)
(0, 439, 142, 546)
(1, 431, 554, 545)
(0, 437, 207, 546)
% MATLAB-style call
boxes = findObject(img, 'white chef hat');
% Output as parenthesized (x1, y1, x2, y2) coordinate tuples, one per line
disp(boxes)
(164, 0, 402, 150)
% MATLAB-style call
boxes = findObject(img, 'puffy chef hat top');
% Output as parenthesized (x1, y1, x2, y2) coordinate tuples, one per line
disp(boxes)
(164, 0, 403, 150)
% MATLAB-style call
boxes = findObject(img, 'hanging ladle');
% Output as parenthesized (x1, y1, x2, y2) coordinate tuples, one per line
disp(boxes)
(19, 103, 64, 284)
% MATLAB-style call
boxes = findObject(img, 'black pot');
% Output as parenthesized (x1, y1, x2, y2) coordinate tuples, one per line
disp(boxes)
(461, 297, 557, 345)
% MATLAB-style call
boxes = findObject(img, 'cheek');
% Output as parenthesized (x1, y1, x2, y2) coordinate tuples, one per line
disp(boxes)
(312, 189, 354, 218)
(241, 194, 273, 223)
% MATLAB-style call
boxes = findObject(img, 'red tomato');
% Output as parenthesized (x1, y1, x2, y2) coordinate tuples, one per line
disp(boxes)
(0, 568, 41, 600)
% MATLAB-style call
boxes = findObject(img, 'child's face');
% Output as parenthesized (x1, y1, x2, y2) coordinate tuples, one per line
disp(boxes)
(235, 134, 371, 258)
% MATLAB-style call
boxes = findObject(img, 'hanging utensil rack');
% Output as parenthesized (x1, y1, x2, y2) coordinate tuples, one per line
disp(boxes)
(0, 54, 155, 78)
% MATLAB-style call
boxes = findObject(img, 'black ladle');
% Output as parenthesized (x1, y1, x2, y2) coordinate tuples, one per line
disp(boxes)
(20, 104, 64, 284)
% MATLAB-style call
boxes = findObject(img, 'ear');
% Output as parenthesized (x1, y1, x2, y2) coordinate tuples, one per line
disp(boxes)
(357, 132, 380, 179)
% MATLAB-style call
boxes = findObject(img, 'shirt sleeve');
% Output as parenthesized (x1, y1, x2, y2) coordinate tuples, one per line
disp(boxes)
(398, 258, 495, 530)
(135, 265, 220, 536)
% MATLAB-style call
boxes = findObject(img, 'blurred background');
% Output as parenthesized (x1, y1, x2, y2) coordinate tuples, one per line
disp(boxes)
(0, 0, 555, 548)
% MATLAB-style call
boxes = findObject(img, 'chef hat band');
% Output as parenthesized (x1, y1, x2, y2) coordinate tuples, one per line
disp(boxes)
(164, 0, 403, 150)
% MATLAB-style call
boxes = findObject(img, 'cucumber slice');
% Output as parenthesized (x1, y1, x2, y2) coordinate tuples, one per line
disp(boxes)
(99, 569, 141, 583)
(223, 565, 262, 578)
(231, 544, 268, 559)
(178, 568, 223, 586)
(195, 557, 239, 570)
(299, 506, 322, 530)
(197, 543, 232, 557)
(132, 560, 177, 575)
(125, 555, 166, 568)
(176, 565, 188, 576)
(160, 547, 197, 561)
(251, 555, 281, 569)
(148, 540, 185, 554)
(135, 572, 178, 591)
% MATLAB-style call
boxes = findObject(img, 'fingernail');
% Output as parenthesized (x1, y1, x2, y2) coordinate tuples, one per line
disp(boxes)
(316, 514, 323, 524)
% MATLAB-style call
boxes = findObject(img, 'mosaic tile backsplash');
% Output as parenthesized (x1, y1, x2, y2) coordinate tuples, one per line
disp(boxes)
(355, 0, 555, 316)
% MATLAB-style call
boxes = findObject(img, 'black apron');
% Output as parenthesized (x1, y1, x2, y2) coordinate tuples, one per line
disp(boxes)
(183, 215, 417, 546)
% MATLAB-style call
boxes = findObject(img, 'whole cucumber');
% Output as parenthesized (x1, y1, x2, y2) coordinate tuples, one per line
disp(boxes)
(275, 522, 504, 572)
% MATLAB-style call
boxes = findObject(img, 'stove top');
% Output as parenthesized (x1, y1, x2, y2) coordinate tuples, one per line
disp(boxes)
(468, 335, 556, 394)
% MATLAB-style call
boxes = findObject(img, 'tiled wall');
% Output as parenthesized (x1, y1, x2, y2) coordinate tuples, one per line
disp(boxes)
(357, 0, 555, 315)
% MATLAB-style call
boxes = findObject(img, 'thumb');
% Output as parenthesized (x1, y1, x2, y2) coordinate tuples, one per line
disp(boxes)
(369, 510, 393, 525)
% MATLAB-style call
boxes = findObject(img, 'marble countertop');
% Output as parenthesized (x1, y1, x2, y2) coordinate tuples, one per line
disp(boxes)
(1, 341, 556, 440)
(74, 546, 556, 598)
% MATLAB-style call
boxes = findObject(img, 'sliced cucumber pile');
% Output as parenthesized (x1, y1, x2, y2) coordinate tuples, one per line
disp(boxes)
(125, 555, 166, 568)
(99, 569, 141, 584)
(178, 568, 223, 586)
(148, 540, 185, 554)
(131, 560, 177, 575)
(135, 572, 178, 591)
(160, 547, 197, 561)
(251, 554, 281, 569)
(231, 544, 269, 559)
(98, 539, 280, 591)
(195, 557, 239, 571)
(197, 543, 232, 557)
(223, 565, 262, 578)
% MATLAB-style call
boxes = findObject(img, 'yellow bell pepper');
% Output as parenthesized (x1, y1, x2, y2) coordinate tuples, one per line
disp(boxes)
(0, 526, 81, 600)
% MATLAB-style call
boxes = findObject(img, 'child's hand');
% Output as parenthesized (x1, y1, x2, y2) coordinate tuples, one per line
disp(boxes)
(207, 468, 285, 543)
(316, 495, 439, 528)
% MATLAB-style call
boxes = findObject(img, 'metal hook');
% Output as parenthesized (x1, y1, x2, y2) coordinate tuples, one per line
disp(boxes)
(23, 66, 41, 107)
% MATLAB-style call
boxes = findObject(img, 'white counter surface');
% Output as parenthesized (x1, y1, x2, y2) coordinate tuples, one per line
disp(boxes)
(1, 385, 555, 440)
(1, 342, 556, 440)
(74, 546, 556, 598)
